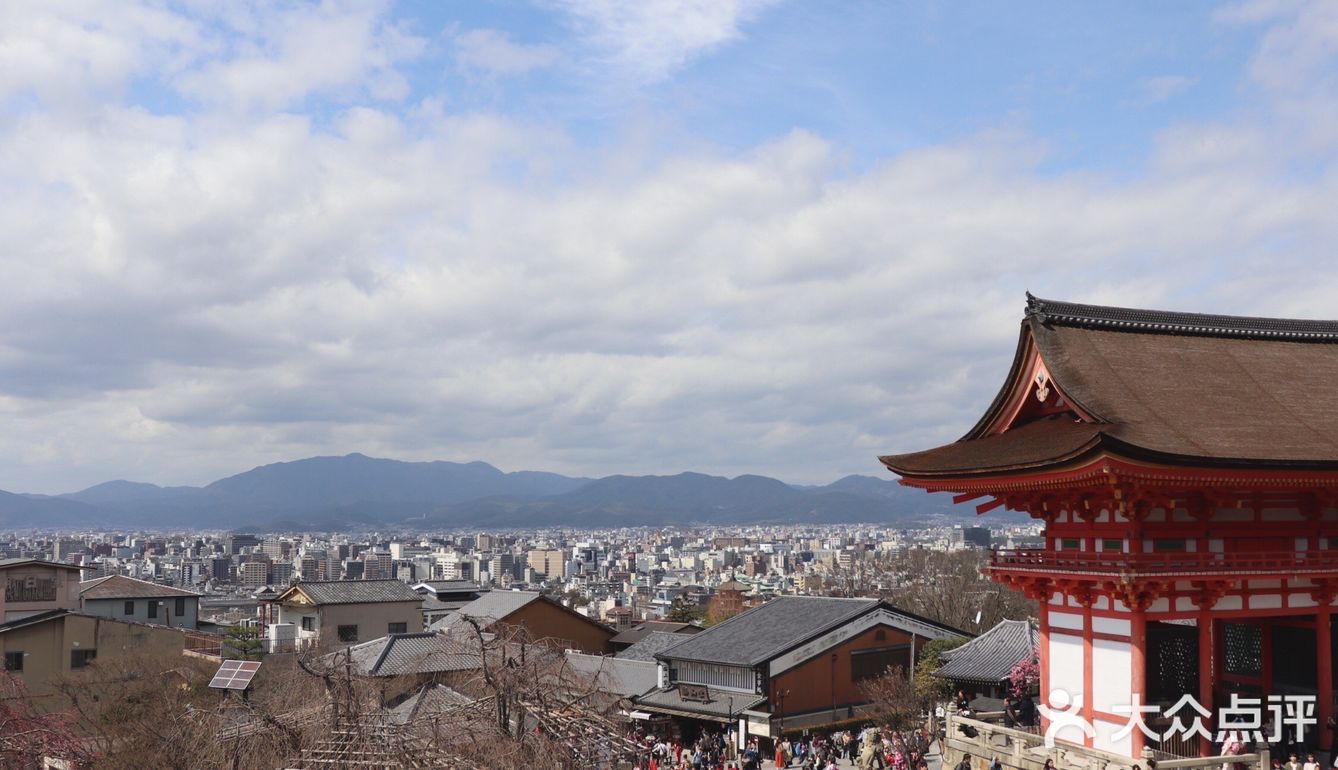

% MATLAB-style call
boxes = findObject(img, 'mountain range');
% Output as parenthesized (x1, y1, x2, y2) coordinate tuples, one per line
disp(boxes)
(0, 453, 1007, 532)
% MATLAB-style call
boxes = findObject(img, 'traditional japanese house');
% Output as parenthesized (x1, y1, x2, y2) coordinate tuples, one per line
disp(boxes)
(634, 596, 964, 744)
(881, 295, 1338, 758)
(934, 618, 1038, 702)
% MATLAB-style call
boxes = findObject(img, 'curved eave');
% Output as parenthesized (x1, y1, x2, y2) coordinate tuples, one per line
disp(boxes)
(961, 321, 1035, 440)
(879, 419, 1108, 480)
(890, 452, 1338, 500)
(1091, 431, 1338, 473)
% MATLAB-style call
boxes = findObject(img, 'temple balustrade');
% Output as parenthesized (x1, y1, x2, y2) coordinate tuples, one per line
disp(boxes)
(942, 710, 1267, 770)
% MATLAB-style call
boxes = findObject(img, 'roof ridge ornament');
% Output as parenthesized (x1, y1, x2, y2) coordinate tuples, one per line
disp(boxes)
(1024, 292, 1049, 323)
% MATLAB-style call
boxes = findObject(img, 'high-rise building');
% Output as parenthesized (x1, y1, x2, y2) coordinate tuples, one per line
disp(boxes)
(208, 556, 232, 582)
(240, 561, 270, 587)
(225, 534, 262, 555)
(527, 549, 566, 579)
(962, 526, 991, 548)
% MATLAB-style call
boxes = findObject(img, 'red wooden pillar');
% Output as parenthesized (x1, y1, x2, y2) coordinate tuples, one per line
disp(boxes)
(1082, 598, 1094, 748)
(1039, 603, 1051, 731)
(1130, 610, 1148, 757)
(1198, 611, 1214, 757)
(1320, 608, 1333, 756)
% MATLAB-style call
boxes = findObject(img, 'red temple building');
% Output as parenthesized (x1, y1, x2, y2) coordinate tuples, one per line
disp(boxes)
(881, 295, 1338, 758)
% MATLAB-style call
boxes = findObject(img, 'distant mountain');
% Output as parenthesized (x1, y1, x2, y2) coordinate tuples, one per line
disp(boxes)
(203, 453, 588, 510)
(0, 489, 102, 528)
(62, 480, 202, 506)
(0, 455, 1002, 532)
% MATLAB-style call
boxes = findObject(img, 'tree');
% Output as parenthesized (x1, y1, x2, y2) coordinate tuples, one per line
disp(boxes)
(666, 596, 704, 624)
(0, 673, 92, 769)
(1008, 650, 1040, 697)
(912, 636, 967, 705)
(860, 665, 922, 732)
(224, 623, 262, 660)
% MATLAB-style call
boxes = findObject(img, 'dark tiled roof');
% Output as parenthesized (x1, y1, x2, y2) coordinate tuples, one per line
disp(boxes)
(935, 619, 1037, 684)
(288, 579, 422, 605)
(387, 684, 476, 724)
(429, 590, 542, 631)
(1026, 293, 1338, 341)
(421, 596, 471, 613)
(656, 596, 960, 667)
(565, 652, 658, 697)
(881, 418, 1107, 476)
(610, 621, 700, 646)
(414, 580, 487, 595)
(616, 631, 690, 662)
(341, 632, 482, 677)
(883, 295, 1338, 476)
(635, 687, 766, 720)
(81, 575, 201, 600)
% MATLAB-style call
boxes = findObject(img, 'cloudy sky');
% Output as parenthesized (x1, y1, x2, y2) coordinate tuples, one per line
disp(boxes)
(3, 0, 1338, 493)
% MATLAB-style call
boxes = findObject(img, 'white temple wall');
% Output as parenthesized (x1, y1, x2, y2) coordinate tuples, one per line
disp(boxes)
(1047, 632, 1084, 701)
(1094, 717, 1133, 757)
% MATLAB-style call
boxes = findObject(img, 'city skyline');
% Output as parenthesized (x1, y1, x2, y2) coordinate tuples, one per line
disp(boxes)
(5, 2, 1338, 492)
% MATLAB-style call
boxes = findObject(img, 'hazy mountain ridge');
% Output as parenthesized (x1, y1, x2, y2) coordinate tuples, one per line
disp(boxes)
(0, 453, 1003, 530)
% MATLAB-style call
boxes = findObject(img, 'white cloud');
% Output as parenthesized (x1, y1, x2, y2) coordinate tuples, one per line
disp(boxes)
(1220, 0, 1338, 95)
(2, 1, 1338, 493)
(554, 0, 780, 82)
(174, 1, 427, 111)
(0, 0, 202, 107)
(454, 28, 559, 76)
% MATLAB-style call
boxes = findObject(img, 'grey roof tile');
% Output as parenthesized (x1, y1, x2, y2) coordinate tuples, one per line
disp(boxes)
(289, 579, 422, 605)
(81, 575, 201, 600)
(428, 590, 542, 631)
(935, 619, 1036, 684)
(565, 652, 658, 698)
(340, 631, 482, 677)
(610, 621, 699, 646)
(635, 687, 766, 719)
(656, 596, 964, 667)
(617, 631, 691, 662)
(387, 684, 476, 724)
(655, 596, 878, 666)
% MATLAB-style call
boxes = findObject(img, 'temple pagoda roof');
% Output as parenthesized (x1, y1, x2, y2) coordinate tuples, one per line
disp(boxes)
(882, 294, 1338, 480)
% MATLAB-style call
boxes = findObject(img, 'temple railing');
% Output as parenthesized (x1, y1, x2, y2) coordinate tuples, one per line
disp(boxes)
(943, 710, 1266, 770)
(990, 548, 1338, 576)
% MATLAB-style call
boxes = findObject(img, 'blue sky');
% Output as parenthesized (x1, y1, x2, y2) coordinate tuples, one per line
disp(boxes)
(1, 1, 1337, 492)
(393, 2, 1255, 172)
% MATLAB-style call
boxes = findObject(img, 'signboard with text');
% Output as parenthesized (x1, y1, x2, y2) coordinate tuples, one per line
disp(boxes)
(679, 684, 711, 703)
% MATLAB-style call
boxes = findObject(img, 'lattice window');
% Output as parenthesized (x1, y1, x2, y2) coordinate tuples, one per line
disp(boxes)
(1223, 623, 1262, 676)
(1147, 622, 1198, 702)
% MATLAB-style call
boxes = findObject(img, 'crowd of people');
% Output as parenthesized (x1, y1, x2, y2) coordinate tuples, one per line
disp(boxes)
(631, 725, 937, 770)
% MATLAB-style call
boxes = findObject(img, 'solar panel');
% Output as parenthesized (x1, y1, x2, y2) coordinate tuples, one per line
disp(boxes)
(208, 659, 261, 691)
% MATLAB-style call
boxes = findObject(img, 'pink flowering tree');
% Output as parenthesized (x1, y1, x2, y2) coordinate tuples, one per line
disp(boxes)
(1007, 649, 1040, 698)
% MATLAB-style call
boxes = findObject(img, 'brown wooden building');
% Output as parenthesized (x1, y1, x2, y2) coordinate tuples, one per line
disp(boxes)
(430, 590, 616, 654)
(634, 596, 965, 744)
